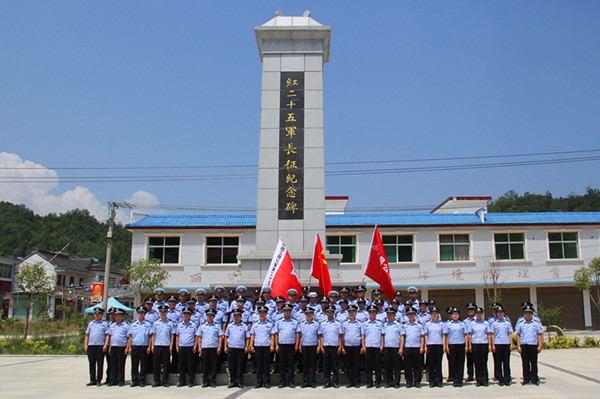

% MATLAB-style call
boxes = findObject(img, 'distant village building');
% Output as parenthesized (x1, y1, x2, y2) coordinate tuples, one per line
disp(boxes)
(7, 250, 131, 319)
(126, 12, 600, 330)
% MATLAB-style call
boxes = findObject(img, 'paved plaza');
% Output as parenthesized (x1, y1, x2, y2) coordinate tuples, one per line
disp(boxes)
(1, 348, 599, 398)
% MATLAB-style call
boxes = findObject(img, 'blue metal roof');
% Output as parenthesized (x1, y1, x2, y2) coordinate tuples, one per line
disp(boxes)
(127, 212, 600, 229)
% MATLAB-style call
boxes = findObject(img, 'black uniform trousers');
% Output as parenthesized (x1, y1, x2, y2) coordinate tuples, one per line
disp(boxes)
(302, 345, 318, 385)
(153, 346, 171, 384)
(170, 337, 179, 373)
(448, 344, 466, 385)
(383, 347, 401, 386)
(404, 347, 423, 386)
(109, 346, 126, 385)
(105, 351, 111, 383)
(466, 346, 474, 379)
(365, 347, 382, 384)
(492, 345, 499, 380)
(494, 344, 511, 384)
(87, 345, 105, 383)
(228, 347, 246, 386)
(201, 347, 219, 385)
(130, 345, 148, 385)
(255, 346, 271, 386)
(278, 344, 296, 384)
(520, 344, 539, 383)
(472, 344, 489, 384)
(178, 346, 196, 385)
(323, 346, 339, 384)
(426, 344, 443, 386)
(344, 346, 361, 385)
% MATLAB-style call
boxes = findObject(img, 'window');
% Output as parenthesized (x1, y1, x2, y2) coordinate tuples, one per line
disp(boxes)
(0, 264, 12, 279)
(383, 235, 413, 262)
(206, 237, 239, 264)
(69, 276, 74, 286)
(148, 236, 180, 264)
(79, 278, 84, 286)
(439, 234, 470, 261)
(548, 232, 578, 259)
(494, 233, 525, 260)
(326, 236, 356, 263)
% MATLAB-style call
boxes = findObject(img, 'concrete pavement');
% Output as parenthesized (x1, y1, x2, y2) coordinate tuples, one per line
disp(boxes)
(1, 348, 599, 398)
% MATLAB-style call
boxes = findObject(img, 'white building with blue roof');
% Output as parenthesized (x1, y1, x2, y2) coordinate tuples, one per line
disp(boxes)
(126, 12, 599, 330)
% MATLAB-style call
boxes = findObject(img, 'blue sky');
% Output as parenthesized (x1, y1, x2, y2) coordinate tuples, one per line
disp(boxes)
(1, 1, 599, 222)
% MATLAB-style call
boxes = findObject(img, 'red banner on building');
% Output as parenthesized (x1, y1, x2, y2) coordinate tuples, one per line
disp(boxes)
(91, 283, 103, 303)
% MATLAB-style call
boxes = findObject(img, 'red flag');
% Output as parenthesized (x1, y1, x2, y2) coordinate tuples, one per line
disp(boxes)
(364, 226, 395, 299)
(311, 233, 332, 296)
(262, 238, 302, 301)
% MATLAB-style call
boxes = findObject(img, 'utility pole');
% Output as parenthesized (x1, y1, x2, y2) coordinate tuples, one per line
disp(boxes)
(102, 201, 132, 312)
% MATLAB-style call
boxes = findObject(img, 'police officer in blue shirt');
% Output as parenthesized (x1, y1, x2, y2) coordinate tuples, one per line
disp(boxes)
(176, 289, 190, 312)
(224, 308, 250, 388)
(104, 307, 116, 384)
(490, 305, 513, 386)
(516, 302, 541, 328)
(126, 306, 152, 387)
(444, 307, 470, 387)
(316, 297, 330, 323)
(393, 292, 405, 314)
(341, 305, 362, 388)
(469, 307, 491, 386)
(261, 287, 277, 315)
(299, 307, 320, 388)
(402, 307, 425, 388)
(274, 303, 300, 388)
(464, 302, 477, 382)
(294, 296, 309, 324)
(407, 286, 420, 308)
(229, 296, 252, 326)
(249, 305, 274, 388)
(272, 296, 286, 324)
(196, 308, 223, 388)
(425, 307, 447, 387)
(371, 289, 389, 311)
(150, 305, 175, 387)
(107, 308, 129, 386)
(152, 288, 167, 311)
(335, 299, 350, 323)
(84, 307, 109, 386)
(176, 307, 198, 387)
(144, 298, 159, 324)
(195, 288, 210, 313)
(361, 305, 383, 388)
(382, 308, 404, 388)
(214, 286, 229, 314)
(167, 296, 183, 324)
(356, 298, 369, 322)
(515, 305, 543, 386)
(320, 305, 343, 388)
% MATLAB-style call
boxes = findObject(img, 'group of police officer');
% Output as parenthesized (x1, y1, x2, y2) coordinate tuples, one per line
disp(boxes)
(85, 284, 544, 388)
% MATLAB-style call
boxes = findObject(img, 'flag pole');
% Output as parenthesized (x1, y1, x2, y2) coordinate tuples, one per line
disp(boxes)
(362, 224, 377, 284)
(308, 232, 317, 291)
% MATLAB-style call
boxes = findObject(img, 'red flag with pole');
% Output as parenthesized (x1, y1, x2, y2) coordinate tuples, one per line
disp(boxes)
(310, 233, 332, 296)
(262, 238, 302, 301)
(364, 226, 395, 299)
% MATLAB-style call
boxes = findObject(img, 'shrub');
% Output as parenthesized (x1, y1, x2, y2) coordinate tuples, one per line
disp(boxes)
(537, 302, 563, 327)
(543, 336, 580, 349)
(583, 336, 600, 347)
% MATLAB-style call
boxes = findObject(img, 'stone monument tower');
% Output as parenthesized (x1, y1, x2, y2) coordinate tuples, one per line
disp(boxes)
(240, 11, 339, 283)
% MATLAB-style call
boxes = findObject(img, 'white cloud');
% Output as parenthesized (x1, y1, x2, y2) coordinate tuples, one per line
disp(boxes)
(0, 152, 160, 223)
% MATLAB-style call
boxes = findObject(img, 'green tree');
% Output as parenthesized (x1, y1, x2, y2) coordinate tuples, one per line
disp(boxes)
(124, 259, 170, 306)
(15, 262, 56, 339)
(574, 257, 600, 321)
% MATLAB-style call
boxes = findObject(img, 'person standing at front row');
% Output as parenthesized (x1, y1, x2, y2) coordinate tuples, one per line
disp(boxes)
(250, 305, 274, 388)
(341, 305, 362, 388)
(84, 307, 109, 386)
(150, 305, 175, 387)
(445, 307, 469, 387)
(469, 307, 491, 386)
(224, 309, 250, 388)
(424, 307, 446, 388)
(361, 305, 383, 388)
(515, 305, 543, 386)
(126, 306, 152, 387)
(320, 305, 343, 388)
(403, 307, 425, 388)
(107, 308, 129, 386)
(274, 303, 300, 388)
(490, 305, 513, 386)
(196, 308, 223, 388)
(175, 307, 198, 387)
(382, 308, 403, 388)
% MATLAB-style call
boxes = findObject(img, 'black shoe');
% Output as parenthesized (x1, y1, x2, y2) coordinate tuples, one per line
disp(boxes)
(203, 383, 209, 388)
(310, 383, 317, 388)
(152, 382, 160, 388)
(366, 382, 373, 388)
(346, 384, 354, 388)
(499, 381, 504, 386)
(86, 382, 96, 386)
(483, 382, 489, 387)
(96, 382, 102, 386)
(332, 383, 338, 388)
(188, 383, 194, 388)
(522, 381, 530, 386)
(211, 383, 217, 388)
(255, 383, 262, 388)
(162, 383, 169, 387)
(228, 383, 235, 388)
(505, 382, 511, 387)
(279, 383, 286, 388)
(117, 383, 124, 387)
(264, 383, 270, 389)
(324, 382, 332, 388)
(415, 383, 421, 388)
(467, 376, 474, 382)
(130, 382, 138, 387)
(177, 382, 185, 387)
(139, 382, 145, 387)
(288, 382, 295, 388)
(532, 381, 539, 386)
(407, 383, 413, 388)
(375, 382, 380, 388)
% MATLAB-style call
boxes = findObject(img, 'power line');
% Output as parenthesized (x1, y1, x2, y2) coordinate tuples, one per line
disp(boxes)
(1, 154, 599, 183)
(1, 148, 599, 171)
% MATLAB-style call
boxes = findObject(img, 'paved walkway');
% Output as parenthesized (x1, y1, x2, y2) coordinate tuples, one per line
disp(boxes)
(1, 348, 599, 398)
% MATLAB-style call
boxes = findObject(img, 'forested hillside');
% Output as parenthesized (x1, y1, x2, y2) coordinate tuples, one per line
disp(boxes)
(488, 187, 600, 212)
(0, 201, 131, 265)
